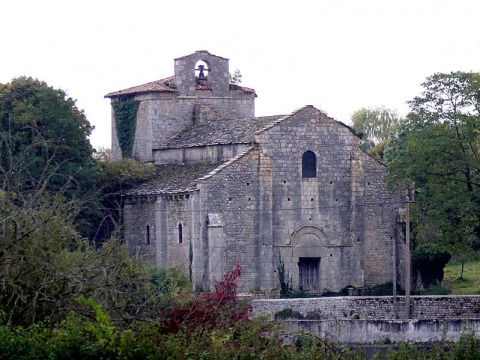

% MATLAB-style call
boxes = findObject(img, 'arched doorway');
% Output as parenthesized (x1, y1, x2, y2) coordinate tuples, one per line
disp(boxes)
(291, 226, 326, 293)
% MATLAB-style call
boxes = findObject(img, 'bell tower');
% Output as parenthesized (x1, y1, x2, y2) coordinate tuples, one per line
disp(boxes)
(174, 50, 230, 96)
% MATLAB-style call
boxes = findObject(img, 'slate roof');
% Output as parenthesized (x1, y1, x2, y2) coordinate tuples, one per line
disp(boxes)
(104, 76, 255, 98)
(127, 162, 225, 196)
(156, 115, 286, 149)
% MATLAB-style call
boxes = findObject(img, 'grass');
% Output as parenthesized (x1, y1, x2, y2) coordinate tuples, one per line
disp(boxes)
(443, 260, 480, 295)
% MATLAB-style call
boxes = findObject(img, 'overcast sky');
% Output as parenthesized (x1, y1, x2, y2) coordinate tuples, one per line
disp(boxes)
(2, 0, 479, 149)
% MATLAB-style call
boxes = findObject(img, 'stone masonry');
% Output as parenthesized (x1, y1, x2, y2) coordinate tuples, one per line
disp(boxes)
(106, 50, 406, 295)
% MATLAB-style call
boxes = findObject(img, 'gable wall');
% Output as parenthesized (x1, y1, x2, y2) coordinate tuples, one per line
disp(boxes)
(252, 106, 403, 292)
(254, 107, 362, 292)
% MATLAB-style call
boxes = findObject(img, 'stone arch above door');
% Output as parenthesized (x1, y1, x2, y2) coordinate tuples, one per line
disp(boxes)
(291, 226, 327, 258)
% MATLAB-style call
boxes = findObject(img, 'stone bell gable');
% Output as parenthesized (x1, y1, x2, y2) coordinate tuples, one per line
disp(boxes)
(174, 50, 230, 96)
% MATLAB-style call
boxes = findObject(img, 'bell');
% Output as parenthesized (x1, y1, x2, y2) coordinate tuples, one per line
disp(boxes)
(197, 65, 206, 79)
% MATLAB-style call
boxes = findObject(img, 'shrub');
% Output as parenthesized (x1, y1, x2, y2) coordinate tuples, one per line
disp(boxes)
(412, 243, 451, 288)
(419, 281, 450, 295)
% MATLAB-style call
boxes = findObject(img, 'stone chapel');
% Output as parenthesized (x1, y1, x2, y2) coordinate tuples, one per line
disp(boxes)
(105, 50, 405, 294)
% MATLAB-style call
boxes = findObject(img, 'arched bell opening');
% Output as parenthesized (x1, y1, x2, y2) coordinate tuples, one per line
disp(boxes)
(194, 60, 211, 89)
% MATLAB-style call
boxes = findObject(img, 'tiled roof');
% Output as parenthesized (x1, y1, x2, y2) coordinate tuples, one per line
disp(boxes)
(104, 77, 255, 98)
(156, 115, 286, 150)
(105, 77, 177, 98)
(127, 162, 225, 196)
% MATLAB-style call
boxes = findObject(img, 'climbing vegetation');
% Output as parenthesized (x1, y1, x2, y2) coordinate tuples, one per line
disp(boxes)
(111, 96, 139, 158)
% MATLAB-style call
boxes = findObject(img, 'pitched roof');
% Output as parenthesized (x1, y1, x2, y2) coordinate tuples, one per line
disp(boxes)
(156, 115, 285, 149)
(128, 162, 224, 196)
(104, 76, 255, 98)
(105, 77, 177, 98)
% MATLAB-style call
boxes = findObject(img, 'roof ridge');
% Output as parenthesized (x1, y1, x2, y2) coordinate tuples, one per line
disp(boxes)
(253, 105, 315, 136)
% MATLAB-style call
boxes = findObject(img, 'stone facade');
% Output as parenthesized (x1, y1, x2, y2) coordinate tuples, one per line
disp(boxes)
(106, 51, 406, 295)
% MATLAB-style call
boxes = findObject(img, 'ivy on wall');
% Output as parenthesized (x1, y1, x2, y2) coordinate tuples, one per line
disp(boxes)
(112, 96, 140, 158)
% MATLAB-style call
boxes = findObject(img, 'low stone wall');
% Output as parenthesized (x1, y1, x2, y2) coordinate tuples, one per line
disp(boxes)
(251, 296, 480, 344)
(252, 296, 480, 321)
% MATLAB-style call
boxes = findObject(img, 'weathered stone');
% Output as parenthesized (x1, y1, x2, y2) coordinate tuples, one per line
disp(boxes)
(106, 51, 405, 295)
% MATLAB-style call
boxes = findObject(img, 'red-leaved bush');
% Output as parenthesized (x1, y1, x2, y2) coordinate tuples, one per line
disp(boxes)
(158, 265, 251, 334)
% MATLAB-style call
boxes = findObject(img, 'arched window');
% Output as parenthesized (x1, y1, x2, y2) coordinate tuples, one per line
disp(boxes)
(178, 223, 183, 244)
(146, 225, 151, 245)
(302, 151, 317, 178)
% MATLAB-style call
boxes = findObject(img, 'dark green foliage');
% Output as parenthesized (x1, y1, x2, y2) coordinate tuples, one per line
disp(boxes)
(277, 254, 292, 297)
(385, 71, 480, 270)
(322, 286, 352, 297)
(274, 308, 304, 320)
(0, 76, 98, 199)
(111, 96, 139, 158)
(0, 77, 101, 239)
(0, 198, 189, 327)
(412, 243, 452, 288)
(420, 281, 451, 295)
(370, 282, 395, 296)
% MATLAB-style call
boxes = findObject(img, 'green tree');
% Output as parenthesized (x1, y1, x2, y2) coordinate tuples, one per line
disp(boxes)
(384, 71, 480, 266)
(0, 77, 101, 238)
(351, 106, 400, 151)
(0, 77, 99, 198)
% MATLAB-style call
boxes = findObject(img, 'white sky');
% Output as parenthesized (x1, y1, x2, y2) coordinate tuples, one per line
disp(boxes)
(1, 0, 479, 149)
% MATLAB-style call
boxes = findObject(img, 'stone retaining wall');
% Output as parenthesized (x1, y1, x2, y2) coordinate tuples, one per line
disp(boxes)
(252, 296, 480, 343)
(252, 296, 480, 320)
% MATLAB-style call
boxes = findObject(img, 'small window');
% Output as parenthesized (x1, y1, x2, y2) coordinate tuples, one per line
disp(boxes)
(178, 223, 183, 244)
(146, 225, 151, 245)
(302, 151, 317, 178)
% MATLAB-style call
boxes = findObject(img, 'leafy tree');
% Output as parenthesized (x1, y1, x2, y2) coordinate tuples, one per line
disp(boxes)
(384, 71, 480, 268)
(0, 77, 101, 238)
(0, 77, 99, 199)
(351, 106, 400, 151)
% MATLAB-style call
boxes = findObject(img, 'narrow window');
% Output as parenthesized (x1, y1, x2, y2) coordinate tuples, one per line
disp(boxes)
(178, 223, 183, 244)
(302, 151, 316, 178)
(146, 225, 151, 245)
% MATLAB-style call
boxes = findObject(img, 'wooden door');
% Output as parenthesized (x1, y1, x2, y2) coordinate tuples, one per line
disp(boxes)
(298, 257, 320, 293)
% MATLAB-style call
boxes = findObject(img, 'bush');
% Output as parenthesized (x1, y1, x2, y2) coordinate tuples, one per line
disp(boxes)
(412, 243, 451, 288)
(419, 281, 450, 295)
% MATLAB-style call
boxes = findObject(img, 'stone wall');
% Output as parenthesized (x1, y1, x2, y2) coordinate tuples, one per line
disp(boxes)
(174, 51, 230, 97)
(283, 318, 480, 344)
(181, 106, 406, 293)
(124, 196, 157, 263)
(252, 296, 480, 343)
(252, 296, 480, 321)
(124, 193, 194, 272)
(199, 149, 263, 292)
(122, 92, 254, 162)
(153, 143, 251, 165)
